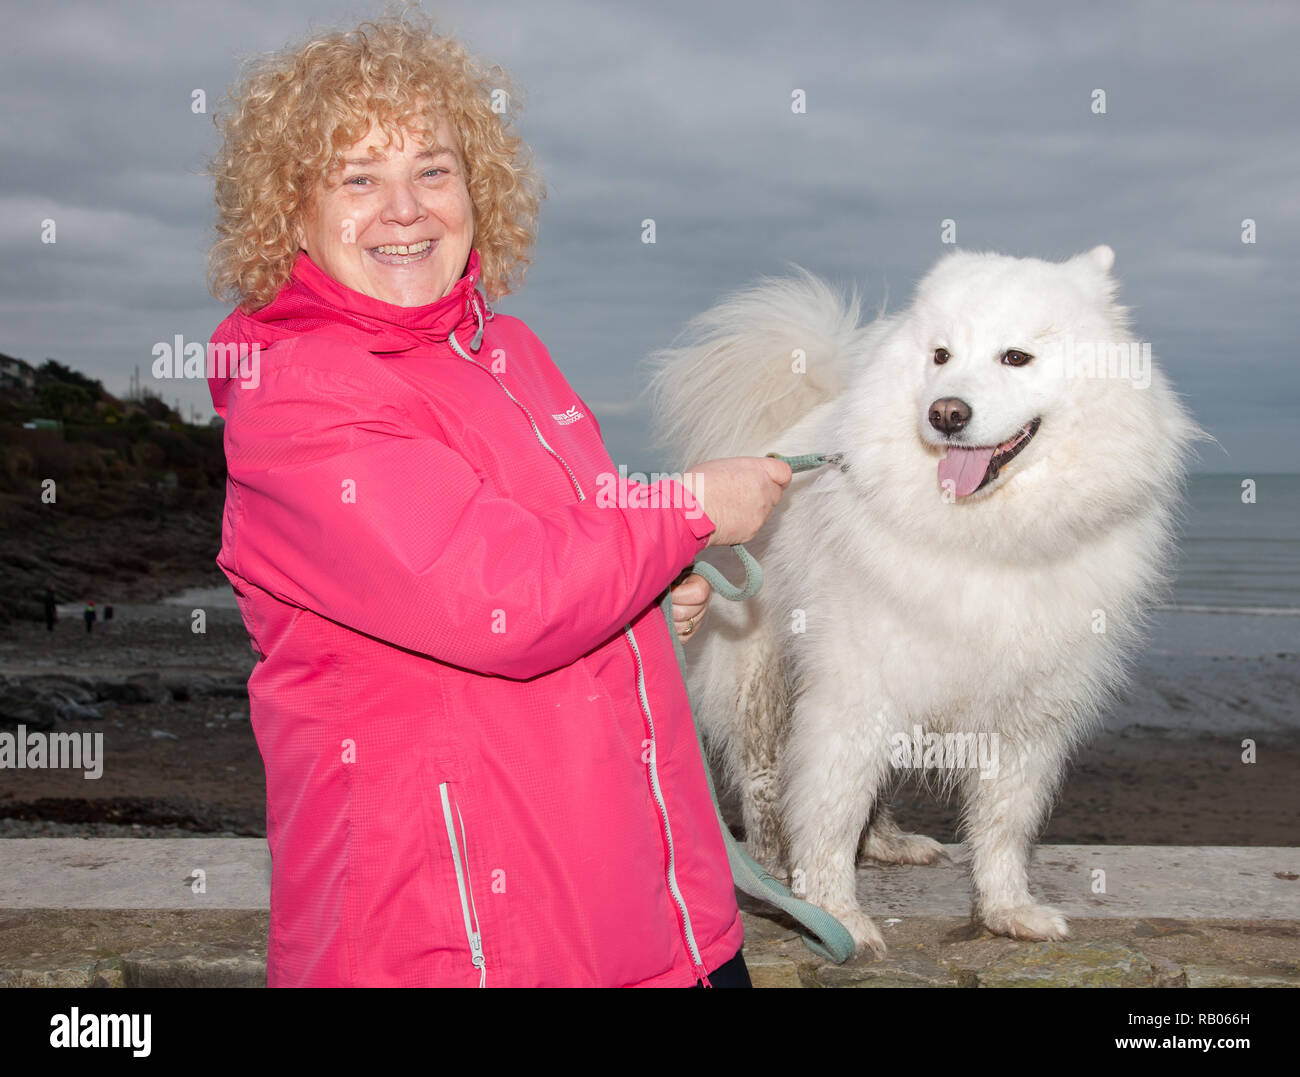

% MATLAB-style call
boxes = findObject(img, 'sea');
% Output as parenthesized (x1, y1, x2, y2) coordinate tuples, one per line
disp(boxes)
(158, 473, 1299, 617)
(1167, 473, 1299, 614)
(134, 474, 1296, 735)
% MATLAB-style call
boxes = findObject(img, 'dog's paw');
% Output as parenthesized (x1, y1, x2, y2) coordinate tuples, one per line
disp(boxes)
(858, 829, 946, 866)
(827, 907, 888, 958)
(981, 903, 1070, 942)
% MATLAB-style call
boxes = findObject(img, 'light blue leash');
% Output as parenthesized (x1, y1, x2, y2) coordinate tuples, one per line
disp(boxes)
(659, 450, 857, 963)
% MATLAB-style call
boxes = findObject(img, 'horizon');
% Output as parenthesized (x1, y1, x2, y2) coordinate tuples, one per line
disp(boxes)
(0, 345, 1290, 478)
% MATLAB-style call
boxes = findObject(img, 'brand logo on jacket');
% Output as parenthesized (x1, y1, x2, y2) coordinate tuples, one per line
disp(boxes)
(552, 405, 585, 425)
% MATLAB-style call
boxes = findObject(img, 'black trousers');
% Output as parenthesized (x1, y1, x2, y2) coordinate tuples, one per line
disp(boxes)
(691, 948, 752, 988)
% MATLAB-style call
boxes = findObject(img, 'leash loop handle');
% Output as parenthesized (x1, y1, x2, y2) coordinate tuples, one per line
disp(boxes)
(690, 546, 763, 602)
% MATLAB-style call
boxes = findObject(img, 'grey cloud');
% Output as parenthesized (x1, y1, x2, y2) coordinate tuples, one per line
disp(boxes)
(0, 0, 1296, 469)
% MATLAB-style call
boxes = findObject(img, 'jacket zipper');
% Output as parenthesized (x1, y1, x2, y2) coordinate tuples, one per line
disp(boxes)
(622, 622, 709, 980)
(447, 310, 711, 983)
(439, 781, 487, 987)
(453, 296, 586, 499)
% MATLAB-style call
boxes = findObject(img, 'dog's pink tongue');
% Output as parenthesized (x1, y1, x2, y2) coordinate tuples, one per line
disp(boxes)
(938, 446, 996, 498)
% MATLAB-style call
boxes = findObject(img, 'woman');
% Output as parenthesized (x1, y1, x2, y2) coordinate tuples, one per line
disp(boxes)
(206, 12, 789, 987)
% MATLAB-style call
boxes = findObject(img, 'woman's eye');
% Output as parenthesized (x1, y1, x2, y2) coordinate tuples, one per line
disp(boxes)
(1002, 349, 1034, 367)
(933, 348, 950, 365)
(423, 167, 445, 178)
(345, 176, 370, 186)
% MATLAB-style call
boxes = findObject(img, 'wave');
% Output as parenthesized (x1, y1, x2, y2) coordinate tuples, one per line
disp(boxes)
(1156, 603, 1300, 616)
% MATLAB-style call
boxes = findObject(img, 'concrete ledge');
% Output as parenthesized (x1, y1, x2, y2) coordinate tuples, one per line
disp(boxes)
(0, 838, 270, 910)
(857, 843, 1300, 919)
(0, 841, 1297, 987)
(2, 840, 1296, 917)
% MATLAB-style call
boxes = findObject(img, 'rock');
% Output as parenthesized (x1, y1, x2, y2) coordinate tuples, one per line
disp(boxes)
(0, 676, 103, 724)
(79, 676, 119, 700)
(0, 956, 103, 987)
(53, 700, 102, 722)
(976, 941, 1157, 987)
(1147, 953, 1187, 988)
(102, 672, 172, 704)
(1183, 965, 1300, 988)
(121, 948, 265, 988)
(743, 950, 807, 988)
(148, 729, 179, 740)
(0, 693, 55, 729)
(161, 673, 200, 701)
(1133, 918, 1205, 938)
(126, 672, 173, 704)
(20, 676, 96, 704)
(91, 957, 126, 988)
(207, 678, 250, 699)
(817, 950, 967, 988)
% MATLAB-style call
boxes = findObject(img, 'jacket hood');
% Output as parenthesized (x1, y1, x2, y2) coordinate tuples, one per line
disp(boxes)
(208, 247, 484, 417)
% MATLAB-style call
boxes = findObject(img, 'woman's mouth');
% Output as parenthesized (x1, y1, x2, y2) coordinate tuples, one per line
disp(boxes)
(368, 239, 435, 265)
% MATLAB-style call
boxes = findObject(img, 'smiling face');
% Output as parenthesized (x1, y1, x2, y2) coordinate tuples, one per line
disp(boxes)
(910, 247, 1123, 500)
(295, 117, 475, 307)
(837, 244, 1200, 564)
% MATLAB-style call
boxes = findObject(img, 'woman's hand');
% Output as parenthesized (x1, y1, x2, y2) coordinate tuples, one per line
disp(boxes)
(670, 572, 712, 642)
(679, 456, 792, 547)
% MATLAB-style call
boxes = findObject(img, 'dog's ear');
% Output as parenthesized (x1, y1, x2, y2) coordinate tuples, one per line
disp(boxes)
(1072, 244, 1125, 319)
(1078, 244, 1115, 273)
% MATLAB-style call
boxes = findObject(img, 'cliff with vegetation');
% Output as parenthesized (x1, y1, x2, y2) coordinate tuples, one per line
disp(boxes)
(0, 353, 228, 624)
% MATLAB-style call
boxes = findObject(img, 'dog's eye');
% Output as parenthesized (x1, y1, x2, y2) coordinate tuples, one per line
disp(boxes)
(933, 348, 950, 365)
(1002, 349, 1034, 367)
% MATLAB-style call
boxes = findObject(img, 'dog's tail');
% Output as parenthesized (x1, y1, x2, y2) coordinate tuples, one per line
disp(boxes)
(644, 267, 865, 469)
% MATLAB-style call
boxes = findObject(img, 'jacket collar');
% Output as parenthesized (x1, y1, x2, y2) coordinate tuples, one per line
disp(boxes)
(285, 246, 485, 354)
(207, 247, 488, 418)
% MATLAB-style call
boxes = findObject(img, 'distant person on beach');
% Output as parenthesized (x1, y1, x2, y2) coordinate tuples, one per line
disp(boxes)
(44, 585, 56, 632)
(83, 601, 95, 633)
(204, 10, 788, 988)
(104, 602, 113, 629)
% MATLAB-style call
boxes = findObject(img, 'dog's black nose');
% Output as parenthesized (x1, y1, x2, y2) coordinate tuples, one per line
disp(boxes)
(929, 397, 972, 435)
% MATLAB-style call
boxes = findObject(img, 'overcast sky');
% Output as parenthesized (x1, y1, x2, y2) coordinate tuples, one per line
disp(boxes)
(2, 0, 1297, 473)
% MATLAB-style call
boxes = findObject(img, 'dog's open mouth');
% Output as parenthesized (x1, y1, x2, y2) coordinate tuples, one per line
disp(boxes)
(938, 418, 1041, 498)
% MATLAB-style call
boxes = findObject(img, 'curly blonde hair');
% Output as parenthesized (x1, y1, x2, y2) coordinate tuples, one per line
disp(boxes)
(206, 5, 543, 310)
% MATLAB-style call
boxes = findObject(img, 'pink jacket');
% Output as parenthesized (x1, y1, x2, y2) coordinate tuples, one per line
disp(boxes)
(207, 249, 742, 986)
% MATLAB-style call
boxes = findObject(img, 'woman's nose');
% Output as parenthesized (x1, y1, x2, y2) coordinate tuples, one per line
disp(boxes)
(381, 182, 425, 224)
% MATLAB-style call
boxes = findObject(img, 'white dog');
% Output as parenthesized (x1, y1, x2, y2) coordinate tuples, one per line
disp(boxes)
(647, 246, 1201, 955)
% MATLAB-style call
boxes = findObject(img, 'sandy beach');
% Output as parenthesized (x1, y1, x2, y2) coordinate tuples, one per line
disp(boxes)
(1, 593, 1295, 845)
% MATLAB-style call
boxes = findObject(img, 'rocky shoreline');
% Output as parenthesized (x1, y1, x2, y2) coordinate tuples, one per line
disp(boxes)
(0, 597, 262, 837)
(0, 485, 228, 622)
(1, 594, 1297, 846)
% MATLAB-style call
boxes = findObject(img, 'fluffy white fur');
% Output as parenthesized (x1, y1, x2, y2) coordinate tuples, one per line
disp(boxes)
(646, 245, 1202, 955)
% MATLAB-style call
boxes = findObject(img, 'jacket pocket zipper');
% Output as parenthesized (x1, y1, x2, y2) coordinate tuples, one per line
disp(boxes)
(439, 781, 486, 987)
